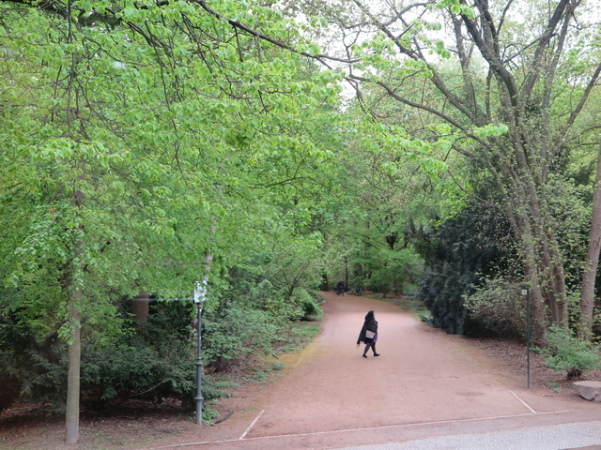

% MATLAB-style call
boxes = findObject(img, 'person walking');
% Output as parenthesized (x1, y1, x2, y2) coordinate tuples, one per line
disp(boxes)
(357, 310, 380, 358)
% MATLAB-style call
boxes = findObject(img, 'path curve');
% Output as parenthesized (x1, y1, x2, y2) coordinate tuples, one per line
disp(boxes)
(156, 293, 601, 449)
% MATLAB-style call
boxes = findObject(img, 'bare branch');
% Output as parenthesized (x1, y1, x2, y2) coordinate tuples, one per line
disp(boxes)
(559, 62, 601, 144)
(193, 0, 357, 65)
(458, 0, 519, 107)
(521, 0, 575, 100)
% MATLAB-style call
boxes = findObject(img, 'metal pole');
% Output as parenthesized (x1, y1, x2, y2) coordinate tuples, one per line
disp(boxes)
(526, 286, 531, 389)
(193, 282, 206, 425)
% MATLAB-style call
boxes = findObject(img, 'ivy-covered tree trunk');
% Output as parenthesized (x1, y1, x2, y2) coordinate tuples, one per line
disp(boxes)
(579, 141, 601, 339)
(505, 174, 569, 343)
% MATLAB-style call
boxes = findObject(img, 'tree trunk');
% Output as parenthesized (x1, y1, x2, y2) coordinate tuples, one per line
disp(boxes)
(132, 290, 150, 322)
(579, 142, 601, 339)
(65, 295, 82, 444)
(514, 210, 548, 345)
(65, 165, 84, 443)
(501, 164, 571, 343)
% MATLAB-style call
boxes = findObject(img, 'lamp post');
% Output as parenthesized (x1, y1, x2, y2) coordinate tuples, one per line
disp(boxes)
(193, 281, 207, 425)
(522, 286, 531, 389)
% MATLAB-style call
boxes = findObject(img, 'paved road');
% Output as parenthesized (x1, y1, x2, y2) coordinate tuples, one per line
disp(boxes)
(156, 293, 601, 449)
(340, 420, 601, 449)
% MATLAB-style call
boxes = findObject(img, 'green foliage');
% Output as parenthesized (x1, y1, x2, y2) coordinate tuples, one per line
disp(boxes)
(464, 278, 525, 338)
(202, 287, 322, 373)
(482, 175, 593, 336)
(202, 306, 279, 372)
(0, 301, 223, 413)
(80, 301, 199, 407)
(0, 284, 323, 414)
(318, 113, 439, 297)
(538, 326, 601, 380)
(364, 247, 424, 296)
(82, 340, 195, 404)
(0, 0, 342, 334)
(0, 0, 335, 426)
(543, 176, 591, 287)
(295, 289, 323, 321)
(0, 307, 64, 413)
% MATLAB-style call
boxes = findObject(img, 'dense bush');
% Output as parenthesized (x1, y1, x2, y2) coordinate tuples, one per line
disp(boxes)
(292, 288, 323, 321)
(200, 266, 325, 371)
(202, 306, 278, 372)
(411, 203, 513, 335)
(80, 301, 200, 408)
(464, 278, 525, 338)
(0, 309, 62, 414)
(0, 264, 324, 415)
(0, 301, 220, 414)
(538, 326, 601, 380)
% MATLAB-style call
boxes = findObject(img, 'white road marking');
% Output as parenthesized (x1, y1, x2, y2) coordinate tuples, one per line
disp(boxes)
(508, 390, 537, 414)
(239, 409, 265, 440)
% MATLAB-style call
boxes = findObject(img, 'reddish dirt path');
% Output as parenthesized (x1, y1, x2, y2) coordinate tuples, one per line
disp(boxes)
(153, 293, 601, 449)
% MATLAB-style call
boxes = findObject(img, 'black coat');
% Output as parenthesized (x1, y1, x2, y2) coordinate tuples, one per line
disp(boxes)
(357, 311, 378, 344)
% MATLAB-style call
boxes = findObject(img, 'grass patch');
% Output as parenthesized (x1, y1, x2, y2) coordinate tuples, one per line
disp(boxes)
(240, 320, 322, 385)
(201, 406, 219, 421)
(247, 361, 286, 383)
(274, 321, 321, 354)
(249, 368, 273, 382)
(271, 362, 285, 371)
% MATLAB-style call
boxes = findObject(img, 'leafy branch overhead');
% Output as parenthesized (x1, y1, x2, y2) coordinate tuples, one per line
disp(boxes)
(1, 0, 355, 65)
